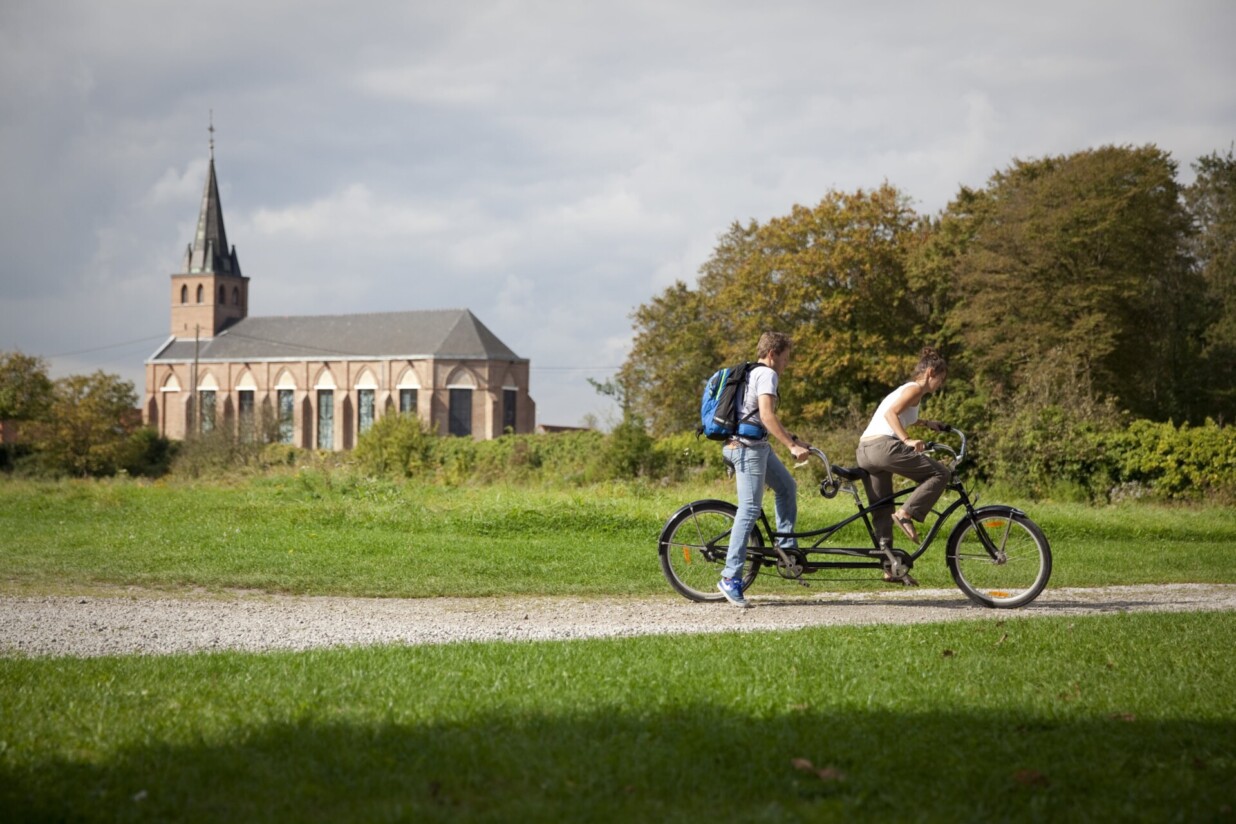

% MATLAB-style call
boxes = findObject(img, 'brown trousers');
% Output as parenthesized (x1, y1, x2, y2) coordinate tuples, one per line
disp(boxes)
(855, 436, 951, 548)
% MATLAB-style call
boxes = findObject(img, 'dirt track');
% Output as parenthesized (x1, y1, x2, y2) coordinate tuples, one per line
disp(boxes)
(2, 583, 1233, 658)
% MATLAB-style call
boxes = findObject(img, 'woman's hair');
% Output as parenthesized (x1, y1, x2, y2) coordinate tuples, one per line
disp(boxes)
(757, 331, 793, 359)
(912, 346, 947, 378)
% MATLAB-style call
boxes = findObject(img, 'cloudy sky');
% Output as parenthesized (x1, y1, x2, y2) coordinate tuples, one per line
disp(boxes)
(1, 1, 1233, 426)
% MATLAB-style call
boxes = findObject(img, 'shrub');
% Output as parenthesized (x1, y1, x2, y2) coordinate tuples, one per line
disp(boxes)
(1100, 419, 1236, 501)
(600, 417, 661, 479)
(121, 428, 177, 478)
(353, 414, 434, 477)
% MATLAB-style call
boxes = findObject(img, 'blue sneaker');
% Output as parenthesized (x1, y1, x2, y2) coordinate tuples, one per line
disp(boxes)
(718, 576, 752, 608)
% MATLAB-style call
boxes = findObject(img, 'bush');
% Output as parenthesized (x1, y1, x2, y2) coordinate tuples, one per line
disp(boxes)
(601, 418, 660, 479)
(1099, 419, 1236, 501)
(353, 414, 434, 477)
(651, 432, 729, 482)
(121, 428, 177, 478)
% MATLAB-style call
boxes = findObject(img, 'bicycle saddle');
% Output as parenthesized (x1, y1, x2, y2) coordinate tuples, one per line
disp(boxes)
(830, 465, 869, 482)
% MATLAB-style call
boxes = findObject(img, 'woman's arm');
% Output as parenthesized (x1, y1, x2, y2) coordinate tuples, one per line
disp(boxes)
(883, 383, 926, 451)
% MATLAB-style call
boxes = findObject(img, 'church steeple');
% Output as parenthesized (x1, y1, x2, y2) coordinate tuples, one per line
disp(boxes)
(170, 119, 250, 338)
(182, 121, 241, 276)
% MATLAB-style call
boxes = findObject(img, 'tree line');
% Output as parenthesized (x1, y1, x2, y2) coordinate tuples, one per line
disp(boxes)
(615, 144, 1236, 498)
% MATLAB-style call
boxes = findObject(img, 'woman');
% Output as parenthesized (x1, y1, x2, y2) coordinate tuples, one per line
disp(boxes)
(856, 347, 950, 585)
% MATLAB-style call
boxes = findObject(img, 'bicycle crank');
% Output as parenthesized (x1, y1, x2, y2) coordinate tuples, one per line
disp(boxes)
(770, 546, 809, 584)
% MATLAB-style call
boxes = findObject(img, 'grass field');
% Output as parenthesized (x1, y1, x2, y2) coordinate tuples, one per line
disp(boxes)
(3, 473, 1236, 597)
(3, 475, 1235, 821)
(2, 612, 1233, 822)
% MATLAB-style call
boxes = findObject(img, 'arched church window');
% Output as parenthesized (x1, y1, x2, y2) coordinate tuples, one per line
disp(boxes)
(232, 286, 240, 305)
(196, 285, 203, 303)
(219, 285, 226, 304)
(180, 285, 188, 303)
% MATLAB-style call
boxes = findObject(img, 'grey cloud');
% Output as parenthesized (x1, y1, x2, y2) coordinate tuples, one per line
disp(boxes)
(2, 0, 1234, 425)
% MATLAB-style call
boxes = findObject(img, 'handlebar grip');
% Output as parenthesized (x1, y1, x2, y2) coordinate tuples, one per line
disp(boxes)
(922, 420, 952, 433)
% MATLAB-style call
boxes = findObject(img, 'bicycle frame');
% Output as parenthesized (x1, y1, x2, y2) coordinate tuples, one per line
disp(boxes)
(751, 478, 976, 573)
(744, 430, 1012, 576)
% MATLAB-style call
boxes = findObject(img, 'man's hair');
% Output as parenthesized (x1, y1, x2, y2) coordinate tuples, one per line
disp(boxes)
(756, 331, 792, 360)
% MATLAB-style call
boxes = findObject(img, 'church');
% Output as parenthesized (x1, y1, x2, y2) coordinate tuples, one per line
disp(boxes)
(143, 144, 535, 449)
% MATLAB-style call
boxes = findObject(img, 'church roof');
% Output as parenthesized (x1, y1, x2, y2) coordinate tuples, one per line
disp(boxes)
(148, 309, 524, 363)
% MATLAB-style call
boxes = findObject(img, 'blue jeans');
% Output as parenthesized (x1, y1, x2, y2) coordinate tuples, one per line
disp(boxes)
(722, 441, 798, 580)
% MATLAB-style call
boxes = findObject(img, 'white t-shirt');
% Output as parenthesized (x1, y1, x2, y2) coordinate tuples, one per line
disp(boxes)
(737, 364, 777, 433)
(861, 382, 919, 440)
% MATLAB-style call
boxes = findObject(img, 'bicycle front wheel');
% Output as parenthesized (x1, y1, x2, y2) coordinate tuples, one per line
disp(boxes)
(946, 509, 1052, 608)
(658, 500, 763, 602)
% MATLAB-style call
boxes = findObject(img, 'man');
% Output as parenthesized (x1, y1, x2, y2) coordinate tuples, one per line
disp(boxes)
(718, 331, 811, 608)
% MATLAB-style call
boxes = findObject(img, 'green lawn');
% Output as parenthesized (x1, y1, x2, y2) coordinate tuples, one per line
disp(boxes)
(2, 612, 1232, 822)
(3, 474, 1236, 598)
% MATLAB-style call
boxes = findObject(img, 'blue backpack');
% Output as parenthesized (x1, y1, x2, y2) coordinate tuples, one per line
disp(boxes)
(697, 362, 768, 441)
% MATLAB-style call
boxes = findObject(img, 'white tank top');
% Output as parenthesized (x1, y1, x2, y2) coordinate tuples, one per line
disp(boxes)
(861, 382, 919, 440)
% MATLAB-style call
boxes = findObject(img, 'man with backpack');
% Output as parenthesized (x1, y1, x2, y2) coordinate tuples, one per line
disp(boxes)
(717, 331, 811, 608)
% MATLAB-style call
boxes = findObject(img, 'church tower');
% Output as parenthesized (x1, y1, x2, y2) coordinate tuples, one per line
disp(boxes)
(169, 130, 248, 338)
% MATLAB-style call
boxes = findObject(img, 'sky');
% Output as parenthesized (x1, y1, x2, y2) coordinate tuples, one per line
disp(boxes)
(1, 1, 1233, 427)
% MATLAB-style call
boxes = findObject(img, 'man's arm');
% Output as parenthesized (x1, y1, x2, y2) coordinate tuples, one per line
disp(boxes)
(758, 393, 809, 461)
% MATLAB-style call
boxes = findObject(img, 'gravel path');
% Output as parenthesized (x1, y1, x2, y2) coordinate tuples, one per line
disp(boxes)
(3, 583, 1234, 658)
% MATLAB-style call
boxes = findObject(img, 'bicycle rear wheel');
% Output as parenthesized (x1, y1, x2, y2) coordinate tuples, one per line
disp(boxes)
(658, 500, 763, 602)
(946, 510, 1051, 608)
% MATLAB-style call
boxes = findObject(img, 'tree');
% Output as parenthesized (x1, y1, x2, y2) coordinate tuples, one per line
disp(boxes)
(0, 351, 53, 423)
(619, 279, 728, 436)
(36, 371, 141, 476)
(945, 145, 1201, 421)
(620, 185, 929, 435)
(1184, 145, 1236, 417)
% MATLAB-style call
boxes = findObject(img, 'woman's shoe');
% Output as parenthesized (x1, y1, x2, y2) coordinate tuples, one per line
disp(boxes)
(893, 511, 920, 543)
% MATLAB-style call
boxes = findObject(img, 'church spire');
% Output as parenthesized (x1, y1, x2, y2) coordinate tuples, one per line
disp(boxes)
(183, 115, 241, 276)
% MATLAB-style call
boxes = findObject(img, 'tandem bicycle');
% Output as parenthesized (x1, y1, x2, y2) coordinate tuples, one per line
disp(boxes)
(657, 424, 1052, 609)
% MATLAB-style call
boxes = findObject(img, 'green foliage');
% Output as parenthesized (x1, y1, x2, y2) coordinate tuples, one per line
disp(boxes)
(945, 145, 1203, 422)
(352, 413, 434, 477)
(119, 427, 177, 478)
(31, 371, 140, 477)
(354, 418, 608, 485)
(171, 426, 291, 478)
(622, 185, 925, 435)
(650, 431, 730, 482)
(1185, 145, 1236, 413)
(1099, 419, 1236, 502)
(0, 350, 53, 422)
(600, 417, 659, 479)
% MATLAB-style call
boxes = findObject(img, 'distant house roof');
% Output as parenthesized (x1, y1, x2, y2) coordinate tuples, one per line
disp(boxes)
(148, 309, 524, 363)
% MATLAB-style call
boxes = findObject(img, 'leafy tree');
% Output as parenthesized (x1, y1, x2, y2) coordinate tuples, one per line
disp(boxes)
(621, 185, 929, 435)
(0, 351, 53, 423)
(619, 279, 726, 436)
(944, 145, 1201, 421)
(35, 371, 141, 476)
(1184, 145, 1236, 417)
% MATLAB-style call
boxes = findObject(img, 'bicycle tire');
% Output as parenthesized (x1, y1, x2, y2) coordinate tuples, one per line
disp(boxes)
(946, 508, 1052, 608)
(658, 500, 763, 602)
